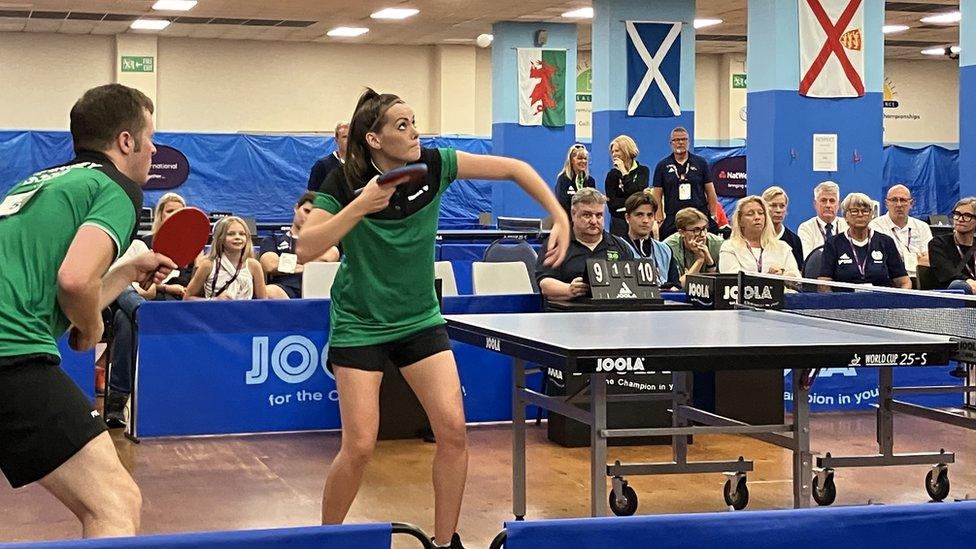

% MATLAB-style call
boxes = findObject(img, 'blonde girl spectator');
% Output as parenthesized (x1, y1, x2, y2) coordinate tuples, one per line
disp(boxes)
(186, 216, 266, 300)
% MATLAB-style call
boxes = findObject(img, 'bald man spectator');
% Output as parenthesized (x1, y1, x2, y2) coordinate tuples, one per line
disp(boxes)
(869, 184, 932, 277)
(307, 122, 349, 192)
(797, 181, 848, 260)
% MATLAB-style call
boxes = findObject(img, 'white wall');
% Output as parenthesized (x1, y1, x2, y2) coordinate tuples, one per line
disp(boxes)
(882, 59, 959, 145)
(0, 33, 114, 129)
(0, 32, 962, 146)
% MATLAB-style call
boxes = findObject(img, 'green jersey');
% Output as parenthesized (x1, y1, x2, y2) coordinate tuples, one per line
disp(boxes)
(314, 147, 457, 347)
(0, 151, 142, 358)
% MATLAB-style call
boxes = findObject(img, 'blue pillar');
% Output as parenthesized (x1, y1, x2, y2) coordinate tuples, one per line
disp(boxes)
(491, 22, 578, 219)
(591, 0, 696, 187)
(961, 0, 976, 199)
(747, 0, 884, 225)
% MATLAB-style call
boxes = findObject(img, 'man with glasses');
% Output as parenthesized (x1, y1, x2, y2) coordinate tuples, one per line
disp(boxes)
(663, 207, 724, 288)
(869, 184, 932, 277)
(928, 197, 976, 294)
(536, 188, 636, 300)
(651, 127, 718, 239)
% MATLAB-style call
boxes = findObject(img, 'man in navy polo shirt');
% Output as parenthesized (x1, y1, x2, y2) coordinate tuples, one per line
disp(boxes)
(307, 122, 349, 192)
(261, 192, 340, 299)
(651, 126, 718, 239)
(536, 188, 636, 300)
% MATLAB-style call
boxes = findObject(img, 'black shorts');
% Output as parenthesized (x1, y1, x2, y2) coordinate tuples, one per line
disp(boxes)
(328, 324, 452, 373)
(0, 354, 107, 488)
(277, 283, 302, 299)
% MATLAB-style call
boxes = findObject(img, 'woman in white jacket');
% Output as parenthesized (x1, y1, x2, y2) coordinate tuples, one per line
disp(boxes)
(719, 195, 801, 278)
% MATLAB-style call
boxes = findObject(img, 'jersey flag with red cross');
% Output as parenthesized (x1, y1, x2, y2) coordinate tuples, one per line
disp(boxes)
(798, 0, 865, 98)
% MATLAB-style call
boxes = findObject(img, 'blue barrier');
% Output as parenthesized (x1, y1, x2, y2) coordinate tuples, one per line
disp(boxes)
(128, 291, 958, 437)
(134, 295, 543, 437)
(499, 501, 976, 549)
(0, 523, 393, 548)
(58, 336, 95, 402)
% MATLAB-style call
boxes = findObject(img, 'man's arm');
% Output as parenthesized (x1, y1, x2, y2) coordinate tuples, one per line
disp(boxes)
(539, 277, 585, 300)
(259, 251, 280, 276)
(704, 182, 718, 218)
(651, 188, 664, 222)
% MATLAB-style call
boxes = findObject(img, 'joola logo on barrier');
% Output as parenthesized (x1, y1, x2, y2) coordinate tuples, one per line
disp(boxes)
(687, 281, 709, 299)
(485, 337, 501, 351)
(723, 285, 773, 301)
(596, 357, 646, 372)
(247, 336, 332, 385)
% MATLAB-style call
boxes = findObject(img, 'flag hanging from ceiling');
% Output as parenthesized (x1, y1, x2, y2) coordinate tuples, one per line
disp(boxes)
(626, 21, 682, 117)
(517, 48, 566, 127)
(798, 0, 865, 98)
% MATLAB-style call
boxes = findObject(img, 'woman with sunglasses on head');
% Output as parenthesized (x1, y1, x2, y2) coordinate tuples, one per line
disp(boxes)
(928, 197, 976, 294)
(554, 143, 595, 221)
(296, 88, 569, 549)
(605, 135, 649, 237)
(818, 193, 910, 289)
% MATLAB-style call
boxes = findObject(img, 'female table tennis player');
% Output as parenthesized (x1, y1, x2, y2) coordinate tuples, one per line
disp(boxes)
(297, 88, 569, 549)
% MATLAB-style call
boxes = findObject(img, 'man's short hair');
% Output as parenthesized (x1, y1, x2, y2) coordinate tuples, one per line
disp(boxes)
(813, 180, 840, 200)
(671, 126, 689, 136)
(334, 121, 349, 134)
(624, 190, 658, 216)
(571, 187, 607, 209)
(69, 84, 154, 154)
(296, 192, 317, 207)
(674, 207, 708, 230)
(762, 186, 789, 205)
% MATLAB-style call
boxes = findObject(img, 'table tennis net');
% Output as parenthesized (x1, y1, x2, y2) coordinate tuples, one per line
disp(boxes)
(740, 273, 976, 342)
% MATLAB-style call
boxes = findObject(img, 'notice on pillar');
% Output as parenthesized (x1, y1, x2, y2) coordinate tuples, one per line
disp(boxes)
(812, 134, 837, 172)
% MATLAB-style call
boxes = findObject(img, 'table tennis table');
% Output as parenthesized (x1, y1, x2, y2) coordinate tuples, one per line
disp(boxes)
(445, 309, 958, 517)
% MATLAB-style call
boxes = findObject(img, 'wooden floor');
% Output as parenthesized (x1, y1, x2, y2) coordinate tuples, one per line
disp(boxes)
(2, 412, 975, 547)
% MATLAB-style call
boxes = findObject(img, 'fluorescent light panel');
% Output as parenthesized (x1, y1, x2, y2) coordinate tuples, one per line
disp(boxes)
(694, 18, 722, 29)
(131, 18, 171, 30)
(152, 0, 197, 10)
(920, 11, 961, 24)
(882, 24, 909, 34)
(920, 45, 959, 55)
(561, 7, 593, 18)
(327, 26, 369, 37)
(371, 8, 419, 20)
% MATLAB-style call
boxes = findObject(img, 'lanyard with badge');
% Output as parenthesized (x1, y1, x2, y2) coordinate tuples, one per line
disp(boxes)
(848, 234, 870, 278)
(748, 246, 764, 272)
(891, 227, 912, 250)
(673, 160, 692, 201)
(957, 244, 976, 278)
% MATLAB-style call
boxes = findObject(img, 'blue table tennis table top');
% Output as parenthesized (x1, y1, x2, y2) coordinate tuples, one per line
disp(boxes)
(445, 309, 958, 374)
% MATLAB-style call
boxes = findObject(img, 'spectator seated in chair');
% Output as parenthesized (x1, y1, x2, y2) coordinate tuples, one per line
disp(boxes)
(104, 192, 192, 428)
(818, 192, 911, 290)
(261, 192, 340, 299)
(928, 196, 976, 295)
(869, 184, 933, 280)
(663, 207, 724, 288)
(622, 190, 680, 289)
(186, 216, 267, 300)
(762, 186, 804, 271)
(536, 188, 635, 301)
(719, 195, 801, 278)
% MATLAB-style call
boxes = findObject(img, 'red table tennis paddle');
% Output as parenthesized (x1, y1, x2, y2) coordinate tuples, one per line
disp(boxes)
(139, 206, 210, 289)
(355, 163, 428, 195)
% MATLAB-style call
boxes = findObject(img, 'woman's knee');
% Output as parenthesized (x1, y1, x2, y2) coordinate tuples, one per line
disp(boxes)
(339, 433, 377, 465)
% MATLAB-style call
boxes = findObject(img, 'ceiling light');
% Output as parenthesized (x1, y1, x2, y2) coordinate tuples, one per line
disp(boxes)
(130, 19, 171, 31)
(921, 45, 959, 56)
(920, 11, 961, 25)
(882, 24, 909, 34)
(327, 27, 369, 37)
(371, 8, 419, 20)
(476, 33, 493, 48)
(152, 0, 197, 10)
(694, 18, 723, 29)
(561, 7, 593, 18)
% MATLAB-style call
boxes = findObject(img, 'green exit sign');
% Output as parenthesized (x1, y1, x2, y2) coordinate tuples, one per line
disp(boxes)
(121, 56, 155, 73)
(732, 73, 747, 89)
